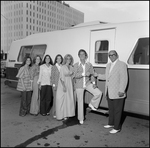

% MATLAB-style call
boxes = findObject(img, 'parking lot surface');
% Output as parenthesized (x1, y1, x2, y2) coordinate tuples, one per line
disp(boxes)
(1, 78, 149, 147)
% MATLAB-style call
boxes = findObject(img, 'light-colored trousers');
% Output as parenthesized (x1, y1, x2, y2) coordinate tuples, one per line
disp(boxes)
(76, 83, 102, 121)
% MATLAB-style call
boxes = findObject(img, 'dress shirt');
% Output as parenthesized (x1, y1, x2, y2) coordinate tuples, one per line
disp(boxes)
(79, 61, 88, 88)
(37, 64, 52, 86)
(109, 59, 118, 73)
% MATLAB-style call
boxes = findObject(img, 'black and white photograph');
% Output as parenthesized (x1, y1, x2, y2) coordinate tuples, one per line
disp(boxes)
(1, 1, 149, 147)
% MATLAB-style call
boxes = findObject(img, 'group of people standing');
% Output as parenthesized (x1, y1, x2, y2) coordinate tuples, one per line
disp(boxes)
(16, 49, 128, 134)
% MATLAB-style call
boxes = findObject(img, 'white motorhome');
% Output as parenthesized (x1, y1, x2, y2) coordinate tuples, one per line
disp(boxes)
(5, 20, 149, 116)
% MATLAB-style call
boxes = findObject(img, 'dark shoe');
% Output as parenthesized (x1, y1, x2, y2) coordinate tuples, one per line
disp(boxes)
(41, 114, 46, 116)
(46, 113, 50, 116)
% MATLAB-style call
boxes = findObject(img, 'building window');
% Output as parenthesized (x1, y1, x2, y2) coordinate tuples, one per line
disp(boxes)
(95, 40, 109, 64)
(128, 38, 149, 65)
(26, 10, 28, 15)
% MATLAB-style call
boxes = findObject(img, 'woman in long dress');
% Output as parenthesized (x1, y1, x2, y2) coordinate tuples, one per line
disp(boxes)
(30, 55, 42, 116)
(51, 54, 63, 118)
(56, 54, 75, 120)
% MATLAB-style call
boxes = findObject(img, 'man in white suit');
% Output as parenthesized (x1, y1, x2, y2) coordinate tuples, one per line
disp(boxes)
(95, 50, 128, 134)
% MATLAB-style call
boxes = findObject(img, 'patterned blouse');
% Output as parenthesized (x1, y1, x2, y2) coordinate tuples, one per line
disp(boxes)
(30, 64, 40, 80)
(51, 64, 61, 88)
(16, 65, 32, 91)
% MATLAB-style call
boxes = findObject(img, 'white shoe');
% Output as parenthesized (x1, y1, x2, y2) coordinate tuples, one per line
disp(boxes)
(109, 129, 120, 134)
(104, 125, 114, 128)
(79, 120, 84, 124)
(53, 115, 56, 118)
(89, 103, 97, 111)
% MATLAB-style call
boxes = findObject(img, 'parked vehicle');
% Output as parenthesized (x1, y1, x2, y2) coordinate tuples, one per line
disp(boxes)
(5, 20, 149, 116)
(1, 52, 7, 78)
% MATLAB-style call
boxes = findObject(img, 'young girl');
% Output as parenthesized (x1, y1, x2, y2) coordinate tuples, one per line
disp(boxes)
(30, 55, 42, 116)
(16, 56, 32, 117)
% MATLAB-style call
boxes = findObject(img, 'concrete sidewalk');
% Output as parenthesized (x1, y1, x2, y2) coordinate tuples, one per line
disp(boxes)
(1, 78, 149, 147)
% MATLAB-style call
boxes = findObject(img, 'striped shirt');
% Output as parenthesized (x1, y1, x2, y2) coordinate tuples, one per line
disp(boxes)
(16, 66, 32, 91)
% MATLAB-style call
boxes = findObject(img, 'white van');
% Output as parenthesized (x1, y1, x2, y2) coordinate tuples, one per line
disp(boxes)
(5, 20, 149, 116)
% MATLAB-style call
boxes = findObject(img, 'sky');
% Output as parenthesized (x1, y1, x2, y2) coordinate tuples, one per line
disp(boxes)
(67, 1, 149, 23)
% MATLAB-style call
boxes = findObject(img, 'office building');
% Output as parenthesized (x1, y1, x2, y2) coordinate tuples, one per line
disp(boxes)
(1, 1, 84, 52)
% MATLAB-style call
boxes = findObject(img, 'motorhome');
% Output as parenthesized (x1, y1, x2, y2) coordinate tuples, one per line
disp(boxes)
(5, 20, 149, 116)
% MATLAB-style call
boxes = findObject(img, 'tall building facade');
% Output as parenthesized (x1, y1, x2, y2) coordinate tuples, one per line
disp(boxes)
(1, 1, 84, 52)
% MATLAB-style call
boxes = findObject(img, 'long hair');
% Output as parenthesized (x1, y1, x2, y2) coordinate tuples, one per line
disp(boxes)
(54, 54, 63, 65)
(33, 55, 42, 66)
(20, 56, 32, 67)
(42, 54, 53, 65)
(62, 54, 74, 66)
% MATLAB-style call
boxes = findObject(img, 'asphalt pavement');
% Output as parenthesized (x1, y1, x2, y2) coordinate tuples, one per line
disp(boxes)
(1, 78, 149, 147)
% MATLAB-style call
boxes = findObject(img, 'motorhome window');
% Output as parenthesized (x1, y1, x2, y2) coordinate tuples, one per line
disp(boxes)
(18, 46, 33, 62)
(95, 40, 108, 64)
(17, 44, 47, 62)
(30, 45, 46, 60)
(128, 38, 149, 65)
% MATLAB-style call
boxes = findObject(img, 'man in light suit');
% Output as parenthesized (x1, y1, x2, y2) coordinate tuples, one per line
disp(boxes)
(73, 49, 102, 125)
(95, 50, 128, 134)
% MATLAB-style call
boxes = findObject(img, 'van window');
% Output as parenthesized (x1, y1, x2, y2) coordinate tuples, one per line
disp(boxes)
(17, 44, 47, 62)
(95, 40, 108, 64)
(128, 38, 149, 65)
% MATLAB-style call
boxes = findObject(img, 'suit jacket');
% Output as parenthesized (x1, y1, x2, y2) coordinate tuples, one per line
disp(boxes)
(98, 60, 128, 99)
(73, 62, 95, 89)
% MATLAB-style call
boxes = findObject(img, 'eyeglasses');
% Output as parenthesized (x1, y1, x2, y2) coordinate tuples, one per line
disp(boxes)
(109, 54, 116, 57)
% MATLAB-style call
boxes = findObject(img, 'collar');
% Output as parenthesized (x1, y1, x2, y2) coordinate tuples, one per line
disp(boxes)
(78, 60, 88, 66)
(55, 63, 61, 67)
(110, 58, 119, 65)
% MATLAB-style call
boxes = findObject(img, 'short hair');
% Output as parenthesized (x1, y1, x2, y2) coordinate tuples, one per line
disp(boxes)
(109, 50, 118, 57)
(53, 54, 63, 65)
(78, 49, 88, 57)
(42, 54, 53, 65)
(21, 56, 32, 67)
(62, 54, 74, 66)
(33, 55, 42, 65)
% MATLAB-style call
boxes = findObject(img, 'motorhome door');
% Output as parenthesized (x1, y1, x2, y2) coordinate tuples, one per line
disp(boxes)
(89, 28, 116, 66)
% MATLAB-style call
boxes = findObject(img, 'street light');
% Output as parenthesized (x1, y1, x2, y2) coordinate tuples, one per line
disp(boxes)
(1, 13, 8, 54)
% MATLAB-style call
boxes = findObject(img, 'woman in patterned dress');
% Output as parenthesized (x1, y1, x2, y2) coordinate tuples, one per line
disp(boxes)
(30, 55, 42, 116)
(16, 56, 32, 117)
(56, 54, 75, 120)
(51, 54, 63, 118)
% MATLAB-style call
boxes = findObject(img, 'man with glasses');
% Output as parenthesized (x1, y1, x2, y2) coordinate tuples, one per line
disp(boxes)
(72, 49, 102, 125)
(95, 50, 128, 134)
